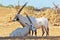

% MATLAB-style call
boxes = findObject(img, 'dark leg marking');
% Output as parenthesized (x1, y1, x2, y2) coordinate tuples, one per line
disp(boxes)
(35, 30, 37, 36)
(42, 26, 45, 36)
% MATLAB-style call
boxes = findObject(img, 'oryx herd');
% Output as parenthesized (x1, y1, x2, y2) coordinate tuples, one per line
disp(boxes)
(10, 2, 49, 37)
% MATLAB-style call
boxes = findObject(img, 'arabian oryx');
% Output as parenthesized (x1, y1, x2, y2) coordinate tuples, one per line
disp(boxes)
(10, 13, 36, 37)
(10, 23, 34, 37)
(25, 13, 37, 36)
(11, 2, 49, 36)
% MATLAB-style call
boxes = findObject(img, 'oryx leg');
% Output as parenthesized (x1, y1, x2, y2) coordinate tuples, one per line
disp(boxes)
(45, 27, 49, 36)
(29, 29, 31, 36)
(41, 26, 45, 36)
(32, 29, 37, 36)
(46, 27, 49, 36)
(35, 29, 37, 36)
(32, 30, 33, 36)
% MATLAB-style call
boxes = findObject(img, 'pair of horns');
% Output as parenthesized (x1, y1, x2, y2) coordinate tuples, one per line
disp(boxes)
(18, 2, 28, 14)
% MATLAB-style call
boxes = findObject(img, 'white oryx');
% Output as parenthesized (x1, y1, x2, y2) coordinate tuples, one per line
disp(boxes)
(10, 23, 33, 37)
(10, 2, 36, 37)
(11, 2, 49, 36)
(10, 13, 36, 37)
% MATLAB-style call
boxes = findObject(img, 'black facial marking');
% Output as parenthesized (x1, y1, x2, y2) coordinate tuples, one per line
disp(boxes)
(16, 17, 19, 21)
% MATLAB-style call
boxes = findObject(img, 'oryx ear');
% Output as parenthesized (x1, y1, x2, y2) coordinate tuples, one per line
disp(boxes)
(25, 13, 32, 24)
(18, 2, 28, 14)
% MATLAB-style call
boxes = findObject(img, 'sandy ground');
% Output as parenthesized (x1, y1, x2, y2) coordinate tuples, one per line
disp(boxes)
(0, 7, 60, 37)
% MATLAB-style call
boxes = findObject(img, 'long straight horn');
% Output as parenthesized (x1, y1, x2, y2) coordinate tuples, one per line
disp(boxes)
(53, 2, 58, 8)
(18, 2, 28, 14)
(25, 13, 33, 24)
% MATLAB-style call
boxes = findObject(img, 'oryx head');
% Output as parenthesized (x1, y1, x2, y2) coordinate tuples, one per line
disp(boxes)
(12, 2, 28, 21)
(25, 13, 36, 33)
